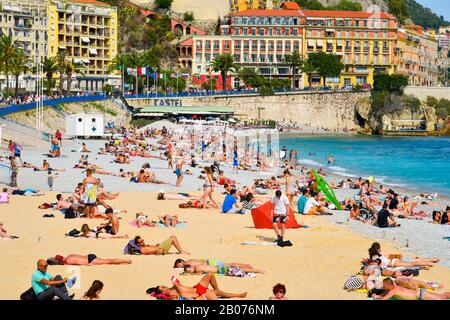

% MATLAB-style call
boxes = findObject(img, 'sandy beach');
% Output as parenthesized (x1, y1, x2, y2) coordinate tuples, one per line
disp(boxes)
(1, 134, 449, 300)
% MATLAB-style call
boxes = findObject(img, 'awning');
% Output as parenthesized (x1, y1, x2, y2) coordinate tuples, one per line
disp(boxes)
(307, 39, 314, 46)
(316, 40, 323, 47)
(89, 48, 98, 55)
(337, 40, 344, 46)
(81, 58, 91, 64)
(81, 37, 90, 43)
(3, 5, 11, 10)
(327, 40, 333, 44)
(326, 29, 335, 32)
(74, 58, 82, 63)
(58, 45, 66, 49)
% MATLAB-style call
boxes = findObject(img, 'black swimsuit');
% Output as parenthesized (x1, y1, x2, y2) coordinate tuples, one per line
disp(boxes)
(87, 254, 97, 264)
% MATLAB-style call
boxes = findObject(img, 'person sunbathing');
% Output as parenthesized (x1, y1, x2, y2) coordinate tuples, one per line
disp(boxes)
(34, 160, 65, 172)
(159, 214, 180, 227)
(56, 194, 74, 210)
(183, 264, 265, 276)
(173, 258, 253, 269)
(124, 235, 190, 255)
(368, 242, 439, 268)
(49, 254, 131, 266)
(79, 143, 91, 153)
(134, 212, 156, 228)
(179, 199, 214, 209)
(0, 222, 18, 239)
(157, 191, 199, 201)
(147, 273, 247, 300)
(374, 278, 450, 300)
(79, 224, 127, 239)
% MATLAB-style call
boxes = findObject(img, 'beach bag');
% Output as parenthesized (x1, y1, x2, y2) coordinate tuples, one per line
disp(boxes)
(64, 208, 77, 219)
(343, 276, 364, 291)
(66, 229, 80, 237)
(20, 287, 37, 300)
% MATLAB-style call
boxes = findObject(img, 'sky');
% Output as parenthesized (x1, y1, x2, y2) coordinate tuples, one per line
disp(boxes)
(415, 0, 450, 21)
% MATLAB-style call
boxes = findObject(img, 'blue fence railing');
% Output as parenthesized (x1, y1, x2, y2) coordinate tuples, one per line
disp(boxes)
(0, 95, 107, 117)
(0, 164, 11, 186)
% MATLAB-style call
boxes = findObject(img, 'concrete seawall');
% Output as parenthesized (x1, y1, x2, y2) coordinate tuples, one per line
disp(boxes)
(128, 91, 371, 130)
(404, 86, 450, 101)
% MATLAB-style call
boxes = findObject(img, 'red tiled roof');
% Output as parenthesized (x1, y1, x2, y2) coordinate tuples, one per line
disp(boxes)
(281, 2, 301, 10)
(179, 38, 193, 46)
(141, 9, 161, 17)
(68, 0, 110, 6)
(234, 10, 303, 17)
(302, 10, 395, 19)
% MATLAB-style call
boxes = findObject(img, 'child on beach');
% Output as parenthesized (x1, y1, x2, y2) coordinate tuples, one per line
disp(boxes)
(47, 170, 57, 191)
(269, 284, 288, 300)
(0, 188, 9, 204)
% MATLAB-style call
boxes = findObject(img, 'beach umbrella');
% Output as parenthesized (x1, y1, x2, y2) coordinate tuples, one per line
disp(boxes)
(251, 201, 302, 229)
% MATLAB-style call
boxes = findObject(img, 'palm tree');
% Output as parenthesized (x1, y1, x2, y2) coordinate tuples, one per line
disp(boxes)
(0, 36, 17, 92)
(42, 57, 59, 95)
(284, 51, 304, 89)
(211, 53, 237, 91)
(302, 59, 316, 88)
(61, 58, 85, 96)
(10, 48, 30, 97)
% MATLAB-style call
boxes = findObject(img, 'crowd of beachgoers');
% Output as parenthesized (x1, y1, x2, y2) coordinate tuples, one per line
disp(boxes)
(1, 121, 449, 301)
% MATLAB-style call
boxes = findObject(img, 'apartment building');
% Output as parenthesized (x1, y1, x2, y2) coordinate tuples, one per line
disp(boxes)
(48, 0, 119, 92)
(230, 0, 281, 14)
(187, 2, 399, 89)
(395, 25, 438, 86)
(0, 0, 49, 91)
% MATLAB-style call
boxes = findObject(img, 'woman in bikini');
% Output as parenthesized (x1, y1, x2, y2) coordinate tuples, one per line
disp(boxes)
(202, 167, 219, 209)
(80, 169, 99, 219)
(52, 254, 131, 265)
(368, 242, 439, 268)
(134, 212, 156, 228)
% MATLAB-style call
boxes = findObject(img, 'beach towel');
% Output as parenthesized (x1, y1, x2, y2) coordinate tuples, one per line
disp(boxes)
(251, 201, 303, 229)
(443, 237, 450, 241)
(240, 241, 278, 246)
(155, 222, 186, 228)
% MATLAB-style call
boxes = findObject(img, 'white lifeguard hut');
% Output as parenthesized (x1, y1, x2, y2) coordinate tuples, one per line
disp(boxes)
(65, 113, 105, 138)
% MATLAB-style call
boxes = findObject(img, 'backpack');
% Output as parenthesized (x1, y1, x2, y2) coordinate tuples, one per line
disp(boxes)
(20, 287, 37, 300)
(64, 207, 77, 219)
(343, 275, 365, 291)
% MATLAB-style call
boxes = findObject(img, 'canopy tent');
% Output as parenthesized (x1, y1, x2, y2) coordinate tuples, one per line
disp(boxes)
(251, 201, 302, 229)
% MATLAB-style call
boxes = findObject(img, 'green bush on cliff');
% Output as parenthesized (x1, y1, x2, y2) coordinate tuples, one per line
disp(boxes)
(373, 74, 408, 94)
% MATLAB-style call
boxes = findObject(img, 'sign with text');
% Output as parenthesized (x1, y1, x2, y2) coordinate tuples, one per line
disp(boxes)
(153, 99, 183, 107)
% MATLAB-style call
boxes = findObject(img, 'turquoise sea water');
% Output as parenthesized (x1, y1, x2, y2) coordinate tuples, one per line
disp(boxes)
(279, 135, 450, 197)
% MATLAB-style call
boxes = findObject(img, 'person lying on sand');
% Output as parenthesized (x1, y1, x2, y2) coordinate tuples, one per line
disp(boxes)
(48, 254, 131, 266)
(178, 200, 215, 209)
(156, 191, 199, 201)
(373, 278, 450, 300)
(147, 273, 247, 300)
(173, 258, 254, 269)
(367, 242, 439, 268)
(33, 160, 65, 172)
(0, 222, 18, 239)
(183, 264, 265, 276)
(138, 170, 168, 184)
(158, 214, 180, 227)
(124, 235, 190, 255)
(78, 224, 127, 239)
(134, 212, 156, 228)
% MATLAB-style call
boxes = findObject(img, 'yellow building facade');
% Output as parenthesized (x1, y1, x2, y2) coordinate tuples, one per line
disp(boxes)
(230, 0, 281, 13)
(48, 0, 118, 92)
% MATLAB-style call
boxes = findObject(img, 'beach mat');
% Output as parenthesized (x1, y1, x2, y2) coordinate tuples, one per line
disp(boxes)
(241, 241, 278, 246)
(251, 201, 302, 229)
(129, 221, 186, 228)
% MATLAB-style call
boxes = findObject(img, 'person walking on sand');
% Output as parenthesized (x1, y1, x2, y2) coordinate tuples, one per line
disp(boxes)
(80, 169, 99, 219)
(55, 129, 62, 146)
(202, 167, 219, 209)
(175, 152, 184, 187)
(271, 190, 292, 247)
(9, 156, 18, 188)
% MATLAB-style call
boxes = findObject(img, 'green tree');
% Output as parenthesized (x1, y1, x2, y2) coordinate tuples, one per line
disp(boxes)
(211, 53, 237, 91)
(425, 96, 438, 108)
(307, 52, 344, 86)
(284, 51, 304, 89)
(183, 11, 195, 22)
(155, 0, 173, 9)
(302, 59, 316, 87)
(61, 58, 85, 95)
(0, 35, 16, 92)
(387, 0, 410, 24)
(401, 94, 421, 120)
(294, 0, 324, 10)
(10, 48, 30, 97)
(373, 74, 408, 94)
(237, 68, 264, 88)
(328, 0, 362, 11)
(202, 77, 217, 91)
(436, 98, 450, 115)
(42, 57, 59, 95)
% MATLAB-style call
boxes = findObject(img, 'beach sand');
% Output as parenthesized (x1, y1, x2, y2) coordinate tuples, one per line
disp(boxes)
(1, 191, 450, 300)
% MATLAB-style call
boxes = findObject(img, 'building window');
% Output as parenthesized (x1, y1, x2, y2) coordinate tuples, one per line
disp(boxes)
(259, 28, 264, 35)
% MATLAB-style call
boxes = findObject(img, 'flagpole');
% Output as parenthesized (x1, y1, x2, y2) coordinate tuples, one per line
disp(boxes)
(146, 68, 149, 98)
(135, 73, 138, 97)
(156, 68, 158, 99)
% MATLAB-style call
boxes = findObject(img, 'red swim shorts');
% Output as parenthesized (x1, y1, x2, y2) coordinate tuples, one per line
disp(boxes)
(194, 283, 208, 296)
